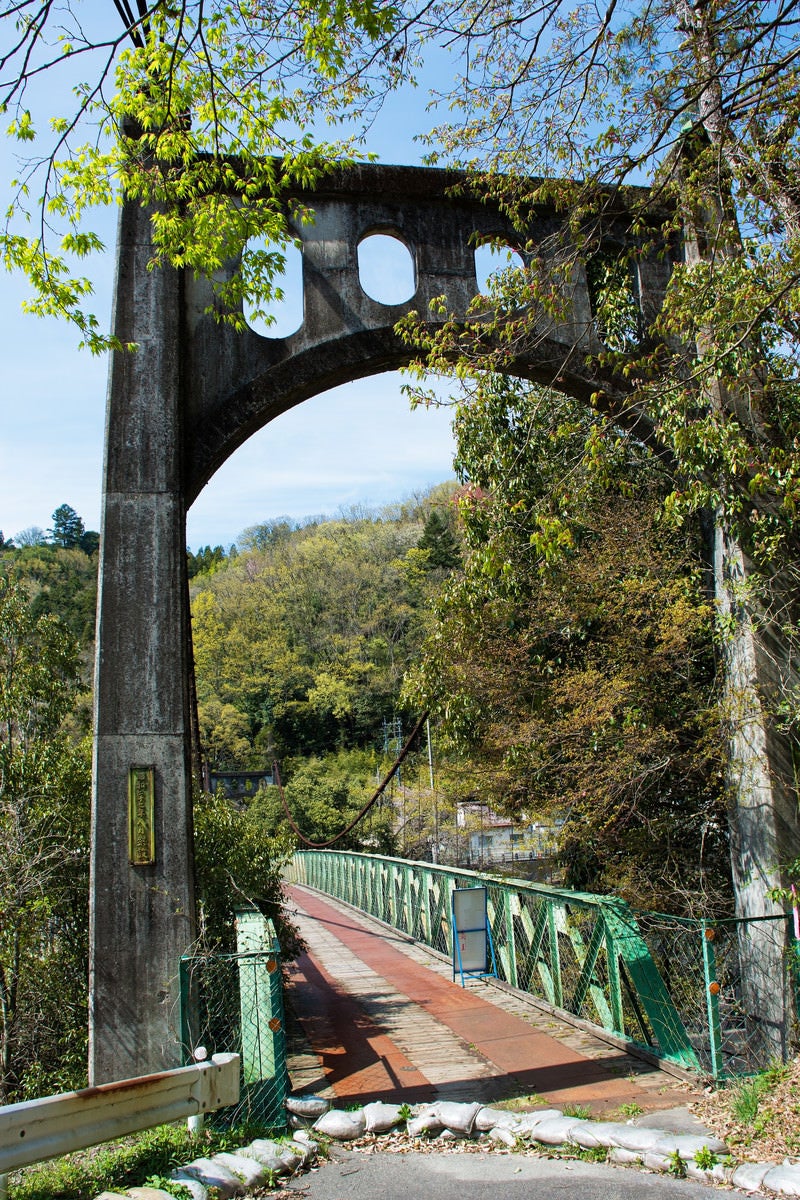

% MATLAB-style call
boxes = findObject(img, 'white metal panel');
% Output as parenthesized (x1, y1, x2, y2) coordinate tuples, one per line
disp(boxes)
(0, 1053, 240, 1175)
(452, 887, 488, 973)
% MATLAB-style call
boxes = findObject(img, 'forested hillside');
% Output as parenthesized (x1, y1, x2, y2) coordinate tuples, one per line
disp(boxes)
(187, 489, 462, 862)
(1, 462, 729, 922)
(405, 380, 730, 914)
(1, 507, 99, 651)
(190, 486, 459, 768)
(186, 384, 728, 915)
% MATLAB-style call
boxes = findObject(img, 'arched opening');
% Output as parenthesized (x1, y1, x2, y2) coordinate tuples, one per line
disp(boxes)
(187, 368, 459, 862)
(474, 241, 525, 297)
(357, 232, 416, 305)
(187, 372, 455, 547)
(90, 169, 798, 1090)
(585, 248, 642, 351)
(243, 237, 304, 339)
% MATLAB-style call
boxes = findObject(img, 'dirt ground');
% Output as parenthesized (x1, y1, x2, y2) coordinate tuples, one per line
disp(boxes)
(689, 1056, 800, 1163)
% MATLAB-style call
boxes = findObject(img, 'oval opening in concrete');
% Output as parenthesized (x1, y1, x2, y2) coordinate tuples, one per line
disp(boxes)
(474, 242, 525, 298)
(357, 233, 416, 305)
(244, 237, 304, 338)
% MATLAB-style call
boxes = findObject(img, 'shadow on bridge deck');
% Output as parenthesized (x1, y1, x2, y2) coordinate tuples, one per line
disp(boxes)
(283, 885, 700, 1117)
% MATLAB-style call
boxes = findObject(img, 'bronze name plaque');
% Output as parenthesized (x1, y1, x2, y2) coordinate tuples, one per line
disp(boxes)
(128, 766, 155, 865)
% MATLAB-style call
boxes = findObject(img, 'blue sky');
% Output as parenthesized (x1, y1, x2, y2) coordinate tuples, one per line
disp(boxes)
(1, 11, 460, 549)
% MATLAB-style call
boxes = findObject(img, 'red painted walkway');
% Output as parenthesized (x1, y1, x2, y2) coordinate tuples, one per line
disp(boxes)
(284, 885, 697, 1116)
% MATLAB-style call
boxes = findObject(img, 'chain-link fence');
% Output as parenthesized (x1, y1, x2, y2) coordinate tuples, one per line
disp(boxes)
(635, 911, 797, 1079)
(179, 910, 289, 1129)
(288, 850, 798, 1080)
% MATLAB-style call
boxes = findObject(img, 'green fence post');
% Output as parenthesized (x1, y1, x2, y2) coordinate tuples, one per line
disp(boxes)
(602, 900, 699, 1071)
(503, 888, 518, 988)
(567, 909, 614, 1030)
(386, 862, 395, 928)
(235, 906, 287, 1127)
(603, 917, 625, 1035)
(524, 901, 555, 1003)
(424, 867, 433, 946)
(548, 901, 563, 1009)
(404, 863, 414, 938)
(701, 922, 725, 1081)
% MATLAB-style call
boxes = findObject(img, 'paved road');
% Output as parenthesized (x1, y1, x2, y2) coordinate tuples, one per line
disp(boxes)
(292, 1149, 715, 1199)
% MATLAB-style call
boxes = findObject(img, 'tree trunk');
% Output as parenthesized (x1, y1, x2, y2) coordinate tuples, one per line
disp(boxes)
(679, 150, 800, 1059)
(714, 522, 799, 1058)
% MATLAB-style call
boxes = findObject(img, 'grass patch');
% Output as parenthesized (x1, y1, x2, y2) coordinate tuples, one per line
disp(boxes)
(9, 1122, 273, 1200)
(493, 1088, 547, 1111)
(693, 1057, 800, 1162)
(566, 1143, 609, 1163)
(693, 1146, 717, 1170)
(562, 1104, 591, 1120)
(729, 1063, 790, 1127)
(143, 1176, 193, 1199)
(666, 1149, 687, 1178)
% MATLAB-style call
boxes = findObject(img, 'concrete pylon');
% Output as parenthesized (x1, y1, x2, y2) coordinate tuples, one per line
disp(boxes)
(89, 199, 195, 1083)
(678, 172, 800, 1057)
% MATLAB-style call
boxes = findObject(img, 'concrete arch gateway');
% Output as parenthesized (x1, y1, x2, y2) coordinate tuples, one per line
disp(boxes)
(89, 162, 798, 1083)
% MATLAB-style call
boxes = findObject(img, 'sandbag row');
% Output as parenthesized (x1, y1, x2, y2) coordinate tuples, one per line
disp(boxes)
(292, 1094, 800, 1195)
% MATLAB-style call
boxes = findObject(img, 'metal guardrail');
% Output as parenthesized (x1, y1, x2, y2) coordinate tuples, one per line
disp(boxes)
(286, 850, 796, 1079)
(0, 1052, 240, 1184)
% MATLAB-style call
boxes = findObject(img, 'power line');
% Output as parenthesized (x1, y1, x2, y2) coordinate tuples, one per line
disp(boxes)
(274, 711, 429, 849)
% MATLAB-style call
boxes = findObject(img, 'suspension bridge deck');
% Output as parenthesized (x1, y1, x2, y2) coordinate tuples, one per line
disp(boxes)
(283, 884, 701, 1117)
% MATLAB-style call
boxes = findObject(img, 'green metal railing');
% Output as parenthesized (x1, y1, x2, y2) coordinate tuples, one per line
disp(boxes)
(179, 908, 289, 1129)
(286, 851, 797, 1080)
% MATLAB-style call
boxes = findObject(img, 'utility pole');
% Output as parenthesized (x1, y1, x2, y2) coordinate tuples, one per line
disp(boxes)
(426, 718, 438, 864)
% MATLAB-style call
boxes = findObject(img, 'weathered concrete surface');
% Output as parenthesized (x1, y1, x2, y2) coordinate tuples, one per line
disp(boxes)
(93, 163, 669, 1082)
(181, 164, 664, 500)
(715, 533, 800, 1059)
(90, 198, 195, 1082)
(235, 1150, 717, 1200)
(681, 176, 800, 1058)
(91, 160, 799, 1082)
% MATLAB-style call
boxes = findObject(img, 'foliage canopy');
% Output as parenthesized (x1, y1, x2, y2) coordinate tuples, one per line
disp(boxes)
(0, 578, 90, 1101)
(404, 379, 729, 912)
(2, 0, 404, 347)
(4, 0, 800, 927)
(5, 0, 800, 559)
(395, 0, 800, 564)
(190, 499, 453, 765)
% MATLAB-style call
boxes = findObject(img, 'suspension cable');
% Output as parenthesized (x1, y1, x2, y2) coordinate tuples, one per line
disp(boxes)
(274, 711, 430, 849)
